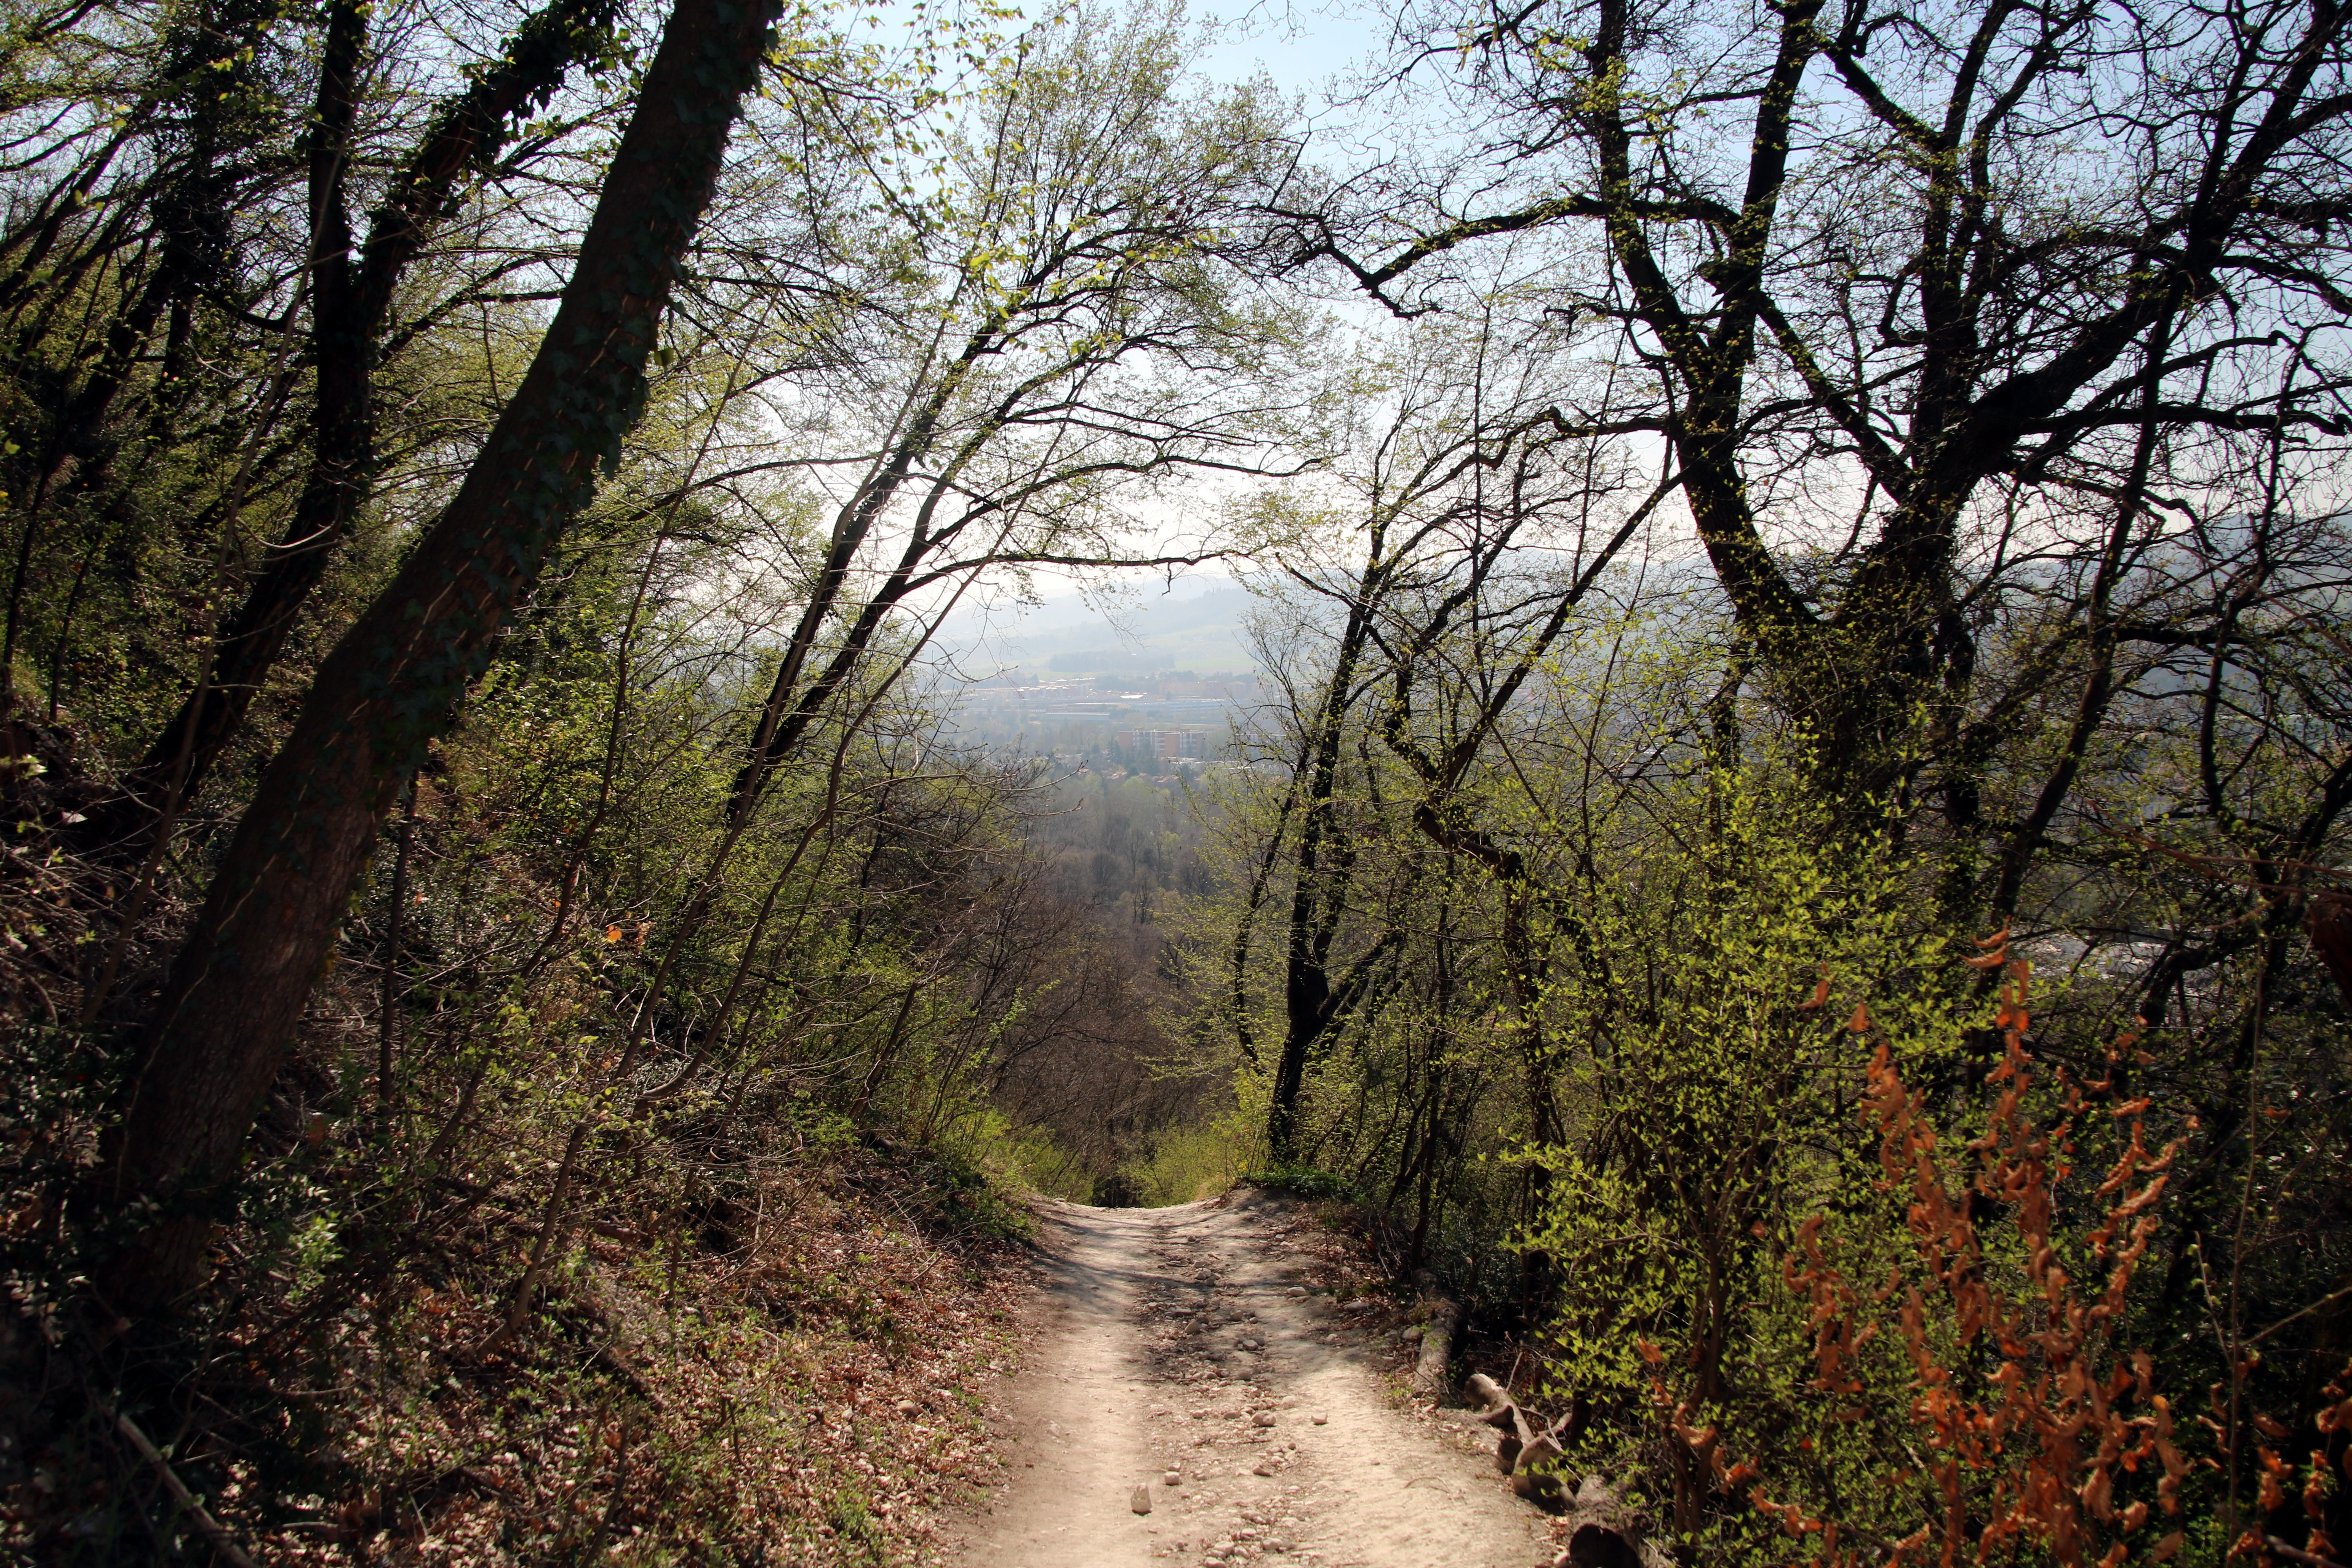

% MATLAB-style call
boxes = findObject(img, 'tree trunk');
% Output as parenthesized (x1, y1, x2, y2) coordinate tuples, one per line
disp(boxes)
(1266, 562, 1384, 1163)
(89, 0, 629, 852)
(1411, 1299, 1461, 1399)
(91, 0, 778, 1317)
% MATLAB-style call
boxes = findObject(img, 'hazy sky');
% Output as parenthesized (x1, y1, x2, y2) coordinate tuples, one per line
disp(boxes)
(1194, 0, 1387, 97)
(901, 0, 1417, 632)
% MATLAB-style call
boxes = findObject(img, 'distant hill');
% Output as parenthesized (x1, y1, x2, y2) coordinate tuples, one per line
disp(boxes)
(935, 578, 1260, 677)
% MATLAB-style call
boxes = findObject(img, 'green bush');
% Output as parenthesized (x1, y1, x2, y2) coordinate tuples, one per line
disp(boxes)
(1125, 1111, 1257, 1206)
(1240, 1165, 1352, 1200)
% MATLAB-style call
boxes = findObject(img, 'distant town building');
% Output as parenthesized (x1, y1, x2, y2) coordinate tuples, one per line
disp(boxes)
(1120, 728, 1209, 759)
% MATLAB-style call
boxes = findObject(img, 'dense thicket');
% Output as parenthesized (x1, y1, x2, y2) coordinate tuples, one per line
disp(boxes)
(0, 0, 2347, 1561)
(0, 0, 1296, 1556)
(1185, 0, 2352, 1561)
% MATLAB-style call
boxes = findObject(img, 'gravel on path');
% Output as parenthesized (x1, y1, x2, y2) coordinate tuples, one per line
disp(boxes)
(949, 1187, 1557, 1568)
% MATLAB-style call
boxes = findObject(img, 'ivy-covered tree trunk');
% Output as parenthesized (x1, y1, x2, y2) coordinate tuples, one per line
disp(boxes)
(90, 0, 630, 852)
(92, 0, 780, 1316)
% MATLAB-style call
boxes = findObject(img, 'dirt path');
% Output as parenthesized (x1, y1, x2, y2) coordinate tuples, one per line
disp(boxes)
(952, 1188, 1556, 1568)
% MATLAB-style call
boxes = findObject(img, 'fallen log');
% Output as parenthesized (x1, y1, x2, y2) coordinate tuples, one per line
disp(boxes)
(1466, 1371, 1566, 1508)
(1465, 1371, 1669, 1568)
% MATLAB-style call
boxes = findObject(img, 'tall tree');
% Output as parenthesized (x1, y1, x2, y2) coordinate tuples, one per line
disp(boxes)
(0, 0, 296, 715)
(93, 0, 789, 1315)
(601, 7, 1319, 1091)
(722, 6, 1312, 829)
(1292, 0, 2352, 814)
(84, 0, 632, 846)
(1242, 314, 1641, 1160)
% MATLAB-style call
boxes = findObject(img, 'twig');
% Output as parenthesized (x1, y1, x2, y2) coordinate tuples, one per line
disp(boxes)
(2268, 1539, 2350, 1568)
(380, 774, 416, 1112)
(2080, 804, 2352, 893)
(2248, 1279, 2352, 1346)
(112, 1411, 260, 1568)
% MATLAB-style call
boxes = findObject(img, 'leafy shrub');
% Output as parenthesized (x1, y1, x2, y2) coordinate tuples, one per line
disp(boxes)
(1125, 1110, 1256, 1206)
(1655, 957, 2200, 1566)
(1242, 1165, 1353, 1200)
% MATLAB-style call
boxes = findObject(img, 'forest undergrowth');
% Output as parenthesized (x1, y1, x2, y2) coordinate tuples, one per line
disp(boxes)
(1, 711, 1056, 1566)
(6, 1130, 1029, 1566)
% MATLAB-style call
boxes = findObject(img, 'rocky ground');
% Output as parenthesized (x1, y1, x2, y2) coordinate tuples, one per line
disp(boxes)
(952, 1188, 1562, 1568)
